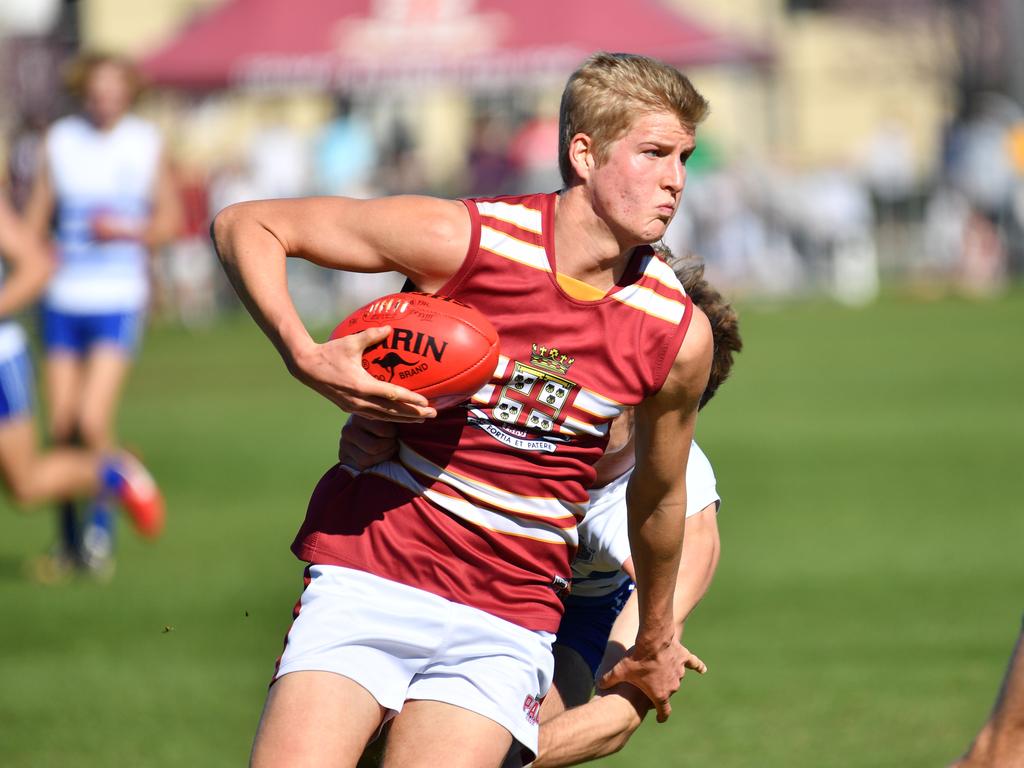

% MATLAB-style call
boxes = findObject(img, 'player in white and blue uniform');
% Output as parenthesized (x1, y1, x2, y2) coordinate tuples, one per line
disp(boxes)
(40, 108, 158, 356)
(521, 256, 741, 768)
(25, 54, 179, 572)
(0, 193, 163, 581)
(556, 441, 720, 680)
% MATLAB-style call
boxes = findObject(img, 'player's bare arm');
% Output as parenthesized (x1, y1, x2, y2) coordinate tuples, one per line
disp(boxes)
(531, 505, 716, 767)
(619, 502, 721, 639)
(23, 144, 55, 242)
(598, 305, 712, 722)
(211, 195, 469, 421)
(529, 691, 648, 768)
(142, 154, 183, 249)
(0, 195, 54, 317)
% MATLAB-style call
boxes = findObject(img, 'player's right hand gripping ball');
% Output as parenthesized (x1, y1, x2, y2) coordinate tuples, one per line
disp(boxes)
(332, 292, 500, 410)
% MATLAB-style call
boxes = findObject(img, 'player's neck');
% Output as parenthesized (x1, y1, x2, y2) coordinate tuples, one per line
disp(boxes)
(85, 112, 127, 133)
(553, 187, 635, 292)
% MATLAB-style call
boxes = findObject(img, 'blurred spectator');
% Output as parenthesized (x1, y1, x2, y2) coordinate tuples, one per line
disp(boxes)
(946, 97, 1018, 218)
(861, 119, 916, 209)
(798, 168, 878, 305)
(311, 95, 378, 198)
(377, 117, 427, 195)
(155, 163, 219, 327)
(248, 118, 310, 199)
(207, 156, 259, 213)
(466, 112, 516, 196)
(508, 111, 561, 193)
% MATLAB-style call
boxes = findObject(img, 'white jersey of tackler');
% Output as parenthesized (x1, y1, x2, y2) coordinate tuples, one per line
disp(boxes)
(571, 440, 720, 599)
(44, 114, 161, 313)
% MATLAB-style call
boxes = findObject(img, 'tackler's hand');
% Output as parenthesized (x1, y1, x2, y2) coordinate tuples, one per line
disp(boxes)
(597, 635, 693, 723)
(339, 415, 400, 469)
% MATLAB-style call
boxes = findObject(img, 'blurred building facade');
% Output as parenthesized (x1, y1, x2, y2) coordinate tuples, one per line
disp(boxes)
(3, 0, 1023, 319)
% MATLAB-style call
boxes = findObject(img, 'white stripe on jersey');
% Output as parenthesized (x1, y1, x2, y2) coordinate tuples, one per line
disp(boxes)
(479, 226, 550, 272)
(559, 414, 610, 438)
(365, 459, 577, 546)
(476, 201, 543, 235)
(399, 443, 584, 521)
(572, 388, 623, 420)
(612, 283, 688, 324)
(638, 252, 688, 294)
(471, 382, 497, 404)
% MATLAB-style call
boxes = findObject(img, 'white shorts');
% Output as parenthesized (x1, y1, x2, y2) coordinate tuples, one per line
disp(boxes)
(274, 565, 555, 759)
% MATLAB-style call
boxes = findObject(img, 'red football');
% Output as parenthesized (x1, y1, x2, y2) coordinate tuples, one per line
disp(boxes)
(331, 292, 500, 410)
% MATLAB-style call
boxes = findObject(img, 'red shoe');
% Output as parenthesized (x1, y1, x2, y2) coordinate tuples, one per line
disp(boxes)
(114, 453, 165, 539)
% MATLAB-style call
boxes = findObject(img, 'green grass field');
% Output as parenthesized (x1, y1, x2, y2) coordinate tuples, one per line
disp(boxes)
(1, 290, 1022, 767)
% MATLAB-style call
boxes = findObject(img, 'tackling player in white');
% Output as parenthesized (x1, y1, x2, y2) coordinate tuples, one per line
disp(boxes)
(527, 256, 740, 766)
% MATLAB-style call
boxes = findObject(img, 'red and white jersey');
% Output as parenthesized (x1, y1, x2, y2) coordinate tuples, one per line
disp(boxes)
(293, 192, 693, 632)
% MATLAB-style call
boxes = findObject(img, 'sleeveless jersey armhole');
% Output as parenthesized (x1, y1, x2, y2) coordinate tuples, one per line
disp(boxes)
(650, 294, 694, 395)
(434, 199, 482, 297)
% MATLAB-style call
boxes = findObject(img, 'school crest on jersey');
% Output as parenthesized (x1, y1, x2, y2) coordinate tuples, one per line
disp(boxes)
(494, 344, 577, 432)
(469, 343, 582, 452)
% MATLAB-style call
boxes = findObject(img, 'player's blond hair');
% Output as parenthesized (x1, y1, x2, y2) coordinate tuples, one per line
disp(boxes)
(558, 52, 709, 186)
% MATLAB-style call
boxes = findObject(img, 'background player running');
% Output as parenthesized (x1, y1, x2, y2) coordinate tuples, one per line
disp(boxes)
(24, 52, 180, 575)
(0, 193, 164, 580)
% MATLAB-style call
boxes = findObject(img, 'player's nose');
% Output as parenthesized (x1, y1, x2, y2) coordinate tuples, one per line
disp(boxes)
(662, 158, 686, 194)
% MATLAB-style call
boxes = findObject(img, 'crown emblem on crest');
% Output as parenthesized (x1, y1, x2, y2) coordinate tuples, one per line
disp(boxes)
(530, 343, 575, 374)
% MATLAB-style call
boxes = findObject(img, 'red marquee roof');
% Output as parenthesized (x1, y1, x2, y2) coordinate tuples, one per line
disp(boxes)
(141, 0, 768, 89)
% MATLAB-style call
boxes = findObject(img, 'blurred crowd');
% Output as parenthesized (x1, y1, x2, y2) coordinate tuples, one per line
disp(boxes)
(5, 62, 1024, 329)
(669, 96, 1024, 305)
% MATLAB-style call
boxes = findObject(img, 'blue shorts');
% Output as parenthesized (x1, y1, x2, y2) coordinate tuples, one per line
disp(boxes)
(0, 348, 34, 422)
(42, 307, 144, 357)
(554, 580, 635, 677)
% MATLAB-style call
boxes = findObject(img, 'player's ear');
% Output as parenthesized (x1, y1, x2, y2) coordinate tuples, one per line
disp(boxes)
(568, 133, 595, 182)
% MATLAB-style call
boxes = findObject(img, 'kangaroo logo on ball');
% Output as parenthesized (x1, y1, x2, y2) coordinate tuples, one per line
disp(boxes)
(373, 352, 419, 382)
(332, 292, 500, 409)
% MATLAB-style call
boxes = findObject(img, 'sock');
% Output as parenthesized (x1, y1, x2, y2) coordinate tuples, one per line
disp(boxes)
(87, 501, 115, 538)
(81, 500, 116, 565)
(99, 458, 124, 497)
(58, 502, 80, 555)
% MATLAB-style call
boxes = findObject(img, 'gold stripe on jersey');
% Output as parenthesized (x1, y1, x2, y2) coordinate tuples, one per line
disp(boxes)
(366, 459, 577, 546)
(480, 225, 550, 272)
(399, 444, 585, 521)
(612, 284, 688, 324)
(420, 488, 576, 545)
(476, 201, 544, 235)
